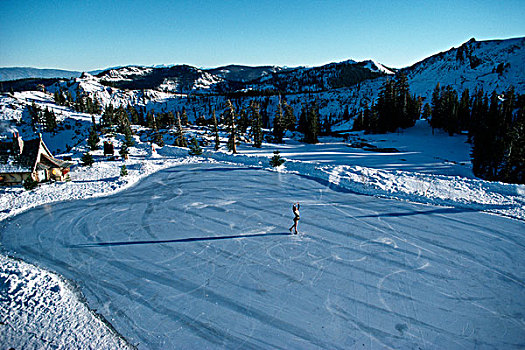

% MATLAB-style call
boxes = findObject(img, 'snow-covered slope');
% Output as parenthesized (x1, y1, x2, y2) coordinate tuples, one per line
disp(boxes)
(0, 255, 132, 349)
(97, 66, 154, 82)
(359, 59, 396, 75)
(403, 37, 525, 101)
(242, 59, 386, 93)
(95, 65, 224, 93)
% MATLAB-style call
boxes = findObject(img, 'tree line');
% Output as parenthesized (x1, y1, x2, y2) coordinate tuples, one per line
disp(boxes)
(352, 74, 422, 133)
(430, 84, 524, 183)
(27, 102, 58, 133)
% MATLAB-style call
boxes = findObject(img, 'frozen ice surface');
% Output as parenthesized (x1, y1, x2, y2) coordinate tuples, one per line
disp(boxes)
(2, 164, 524, 349)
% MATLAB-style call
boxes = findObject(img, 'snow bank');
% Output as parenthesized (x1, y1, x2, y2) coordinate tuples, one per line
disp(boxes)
(203, 150, 525, 221)
(0, 153, 195, 222)
(0, 255, 131, 349)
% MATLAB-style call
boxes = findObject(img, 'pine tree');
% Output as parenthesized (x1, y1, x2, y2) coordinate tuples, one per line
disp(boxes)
(66, 91, 73, 106)
(167, 111, 175, 128)
(269, 150, 285, 167)
(181, 107, 189, 126)
(124, 127, 135, 147)
(87, 127, 100, 150)
(128, 105, 140, 125)
(212, 109, 220, 151)
(469, 88, 485, 142)
(54, 90, 62, 106)
(503, 105, 524, 183)
(91, 114, 98, 131)
(394, 73, 410, 128)
(422, 103, 432, 120)
(116, 106, 130, 133)
(342, 106, 350, 121)
(92, 98, 101, 115)
(29, 102, 40, 130)
(304, 101, 319, 143)
(238, 107, 249, 134)
(441, 86, 459, 135)
(188, 137, 203, 156)
(119, 143, 129, 159)
(458, 89, 471, 133)
(283, 100, 296, 131)
(153, 132, 164, 147)
(352, 110, 365, 131)
(261, 97, 270, 129)
(146, 111, 157, 130)
(364, 106, 378, 133)
(471, 91, 501, 180)
(225, 100, 237, 153)
(273, 99, 285, 143)
(44, 108, 57, 133)
(250, 101, 263, 148)
(120, 164, 128, 177)
(297, 104, 308, 134)
(75, 94, 85, 113)
(102, 104, 115, 127)
(430, 83, 442, 133)
(174, 112, 187, 147)
(81, 152, 94, 166)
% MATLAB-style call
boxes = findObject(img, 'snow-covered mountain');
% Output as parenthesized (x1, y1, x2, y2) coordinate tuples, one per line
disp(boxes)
(95, 65, 224, 93)
(402, 37, 525, 101)
(238, 59, 392, 93)
(2, 37, 523, 129)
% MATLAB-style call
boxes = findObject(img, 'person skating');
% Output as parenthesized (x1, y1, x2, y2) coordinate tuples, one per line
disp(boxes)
(289, 202, 300, 234)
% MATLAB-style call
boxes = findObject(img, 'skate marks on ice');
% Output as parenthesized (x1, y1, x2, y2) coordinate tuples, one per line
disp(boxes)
(2, 163, 525, 349)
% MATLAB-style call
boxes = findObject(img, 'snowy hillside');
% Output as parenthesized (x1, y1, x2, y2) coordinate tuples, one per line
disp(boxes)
(96, 66, 154, 82)
(242, 59, 387, 93)
(403, 37, 525, 101)
(94, 65, 224, 93)
(358, 60, 396, 75)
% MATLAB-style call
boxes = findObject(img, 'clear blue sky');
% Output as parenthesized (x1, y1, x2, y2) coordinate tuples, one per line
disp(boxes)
(1, 0, 524, 71)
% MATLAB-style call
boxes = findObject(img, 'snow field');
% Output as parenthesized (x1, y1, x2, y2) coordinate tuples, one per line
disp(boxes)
(0, 255, 131, 349)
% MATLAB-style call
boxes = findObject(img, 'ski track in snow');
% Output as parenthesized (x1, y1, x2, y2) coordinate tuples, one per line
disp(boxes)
(2, 163, 524, 349)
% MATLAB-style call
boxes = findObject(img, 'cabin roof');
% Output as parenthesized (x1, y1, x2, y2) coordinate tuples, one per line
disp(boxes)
(0, 136, 73, 174)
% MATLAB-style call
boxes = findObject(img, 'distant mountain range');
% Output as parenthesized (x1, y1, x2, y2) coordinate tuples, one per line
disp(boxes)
(1, 37, 523, 115)
(0, 67, 83, 81)
(0, 65, 285, 83)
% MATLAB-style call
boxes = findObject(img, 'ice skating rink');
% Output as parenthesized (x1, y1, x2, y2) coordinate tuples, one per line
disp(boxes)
(2, 164, 524, 349)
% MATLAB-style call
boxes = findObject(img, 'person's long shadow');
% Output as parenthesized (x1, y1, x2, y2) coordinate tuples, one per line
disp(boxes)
(356, 207, 478, 218)
(72, 232, 290, 248)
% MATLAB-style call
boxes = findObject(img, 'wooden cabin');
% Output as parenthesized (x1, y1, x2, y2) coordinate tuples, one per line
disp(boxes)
(0, 133, 73, 186)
